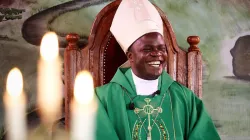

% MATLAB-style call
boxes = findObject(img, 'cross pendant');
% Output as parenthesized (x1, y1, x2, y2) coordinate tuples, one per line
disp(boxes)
(133, 98, 163, 140)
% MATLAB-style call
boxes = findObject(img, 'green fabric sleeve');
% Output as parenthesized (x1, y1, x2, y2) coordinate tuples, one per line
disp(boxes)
(95, 94, 119, 140)
(187, 90, 221, 140)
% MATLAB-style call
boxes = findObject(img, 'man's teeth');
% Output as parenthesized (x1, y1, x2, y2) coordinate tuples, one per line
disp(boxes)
(151, 65, 159, 68)
(148, 61, 160, 67)
(148, 61, 160, 65)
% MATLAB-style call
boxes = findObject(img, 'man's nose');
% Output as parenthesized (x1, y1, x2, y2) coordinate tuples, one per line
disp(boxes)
(150, 50, 162, 56)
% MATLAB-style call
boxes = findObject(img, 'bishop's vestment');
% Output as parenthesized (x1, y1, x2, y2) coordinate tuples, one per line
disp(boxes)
(94, 68, 220, 140)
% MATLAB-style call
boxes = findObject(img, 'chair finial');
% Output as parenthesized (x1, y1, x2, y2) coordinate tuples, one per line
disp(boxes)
(187, 36, 200, 52)
(66, 33, 80, 50)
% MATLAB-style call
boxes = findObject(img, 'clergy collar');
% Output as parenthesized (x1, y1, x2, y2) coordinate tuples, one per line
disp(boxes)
(110, 67, 174, 97)
(131, 69, 159, 83)
(131, 69, 159, 96)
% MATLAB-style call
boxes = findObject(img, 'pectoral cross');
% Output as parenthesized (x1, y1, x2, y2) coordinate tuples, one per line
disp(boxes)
(134, 98, 163, 140)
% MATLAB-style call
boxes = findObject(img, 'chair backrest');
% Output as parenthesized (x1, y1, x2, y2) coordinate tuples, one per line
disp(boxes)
(63, 0, 202, 129)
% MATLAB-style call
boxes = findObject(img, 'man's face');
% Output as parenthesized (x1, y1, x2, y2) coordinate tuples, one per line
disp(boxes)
(127, 32, 167, 80)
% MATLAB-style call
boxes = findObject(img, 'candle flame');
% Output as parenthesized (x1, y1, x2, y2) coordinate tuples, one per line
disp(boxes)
(74, 71, 94, 105)
(40, 32, 59, 61)
(6, 68, 23, 97)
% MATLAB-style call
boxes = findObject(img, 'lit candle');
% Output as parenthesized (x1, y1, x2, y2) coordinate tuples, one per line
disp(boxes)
(4, 68, 27, 140)
(70, 71, 97, 140)
(37, 32, 62, 126)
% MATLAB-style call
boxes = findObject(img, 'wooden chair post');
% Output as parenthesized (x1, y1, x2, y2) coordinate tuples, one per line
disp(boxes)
(187, 36, 202, 98)
(64, 33, 81, 130)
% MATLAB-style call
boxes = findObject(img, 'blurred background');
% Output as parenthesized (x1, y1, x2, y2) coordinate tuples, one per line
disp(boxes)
(0, 0, 249, 139)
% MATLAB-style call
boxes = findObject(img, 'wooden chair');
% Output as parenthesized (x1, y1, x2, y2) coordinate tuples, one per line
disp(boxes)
(63, 0, 202, 129)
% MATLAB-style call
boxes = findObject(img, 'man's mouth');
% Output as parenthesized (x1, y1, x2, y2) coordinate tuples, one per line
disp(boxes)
(147, 61, 161, 68)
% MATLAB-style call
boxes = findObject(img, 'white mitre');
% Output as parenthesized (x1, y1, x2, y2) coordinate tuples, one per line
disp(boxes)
(110, 0, 164, 55)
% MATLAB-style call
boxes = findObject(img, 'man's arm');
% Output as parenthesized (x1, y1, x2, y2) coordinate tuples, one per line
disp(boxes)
(94, 94, 119, 140)
(187, 89, 221, 140)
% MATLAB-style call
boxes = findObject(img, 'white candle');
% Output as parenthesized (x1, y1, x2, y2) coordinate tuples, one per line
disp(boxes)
(37, 32, 62, 126)
(4, 68, 27, 140)
(70, 71, 97, 140)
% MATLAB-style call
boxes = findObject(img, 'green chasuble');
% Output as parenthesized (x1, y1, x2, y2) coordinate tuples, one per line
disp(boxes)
(94, 68, 220, 140)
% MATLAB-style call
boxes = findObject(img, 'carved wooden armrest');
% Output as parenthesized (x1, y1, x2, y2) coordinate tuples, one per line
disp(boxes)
(64, 33, 81, 130)
(187, 36, 202, 98)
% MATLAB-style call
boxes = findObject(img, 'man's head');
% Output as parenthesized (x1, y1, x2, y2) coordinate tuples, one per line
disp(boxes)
(110, 0, 165, 79)
(126, 32, 167, 80)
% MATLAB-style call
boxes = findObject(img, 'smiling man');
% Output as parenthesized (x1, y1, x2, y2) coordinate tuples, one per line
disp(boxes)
(127, 32, 167, 80)
(94, 0, 220, 140)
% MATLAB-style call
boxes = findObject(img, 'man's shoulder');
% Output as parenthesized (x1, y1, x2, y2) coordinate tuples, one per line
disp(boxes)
(95, 82, 124, 105)
(168, 81, 196, 99)
(95, 82, 121, 96)
(96, 82, 119, 90)
(169, 81, 191, 91)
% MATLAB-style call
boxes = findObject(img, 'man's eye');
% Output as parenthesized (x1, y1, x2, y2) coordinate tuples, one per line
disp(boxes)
(143, 48, 151, 52)
(159, 47, 166, 52)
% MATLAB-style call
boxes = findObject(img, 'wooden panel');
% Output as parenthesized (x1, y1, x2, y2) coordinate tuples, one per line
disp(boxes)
(88, 1, 119, 87)
(101, 34, 127, 85)
(197, 52, 203, 98)
(188, 52, 196, 92)
(177, 51, 188, 87)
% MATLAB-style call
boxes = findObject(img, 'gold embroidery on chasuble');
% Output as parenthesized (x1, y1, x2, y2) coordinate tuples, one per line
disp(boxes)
(132, 98, 169, 140)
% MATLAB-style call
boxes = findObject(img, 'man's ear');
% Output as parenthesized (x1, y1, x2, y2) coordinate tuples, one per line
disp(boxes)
(126, 51, 133, 62)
